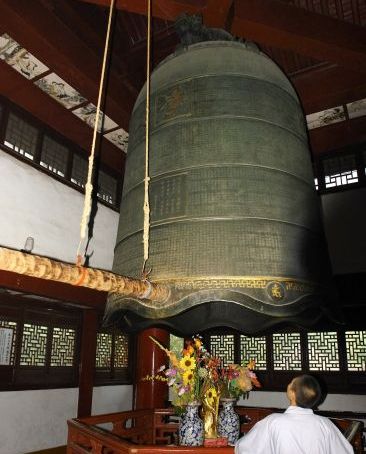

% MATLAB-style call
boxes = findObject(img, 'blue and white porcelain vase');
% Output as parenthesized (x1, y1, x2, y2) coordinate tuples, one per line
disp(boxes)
(179, 401, 204, 446)
(218, 398, 240, 446)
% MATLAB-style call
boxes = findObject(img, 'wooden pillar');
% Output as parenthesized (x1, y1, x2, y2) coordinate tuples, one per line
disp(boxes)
(134, 327, 170, 409)
(77, 309, 98, 417)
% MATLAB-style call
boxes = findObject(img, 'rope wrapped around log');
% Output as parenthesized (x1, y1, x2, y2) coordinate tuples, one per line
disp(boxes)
(0, 247, 170, 303)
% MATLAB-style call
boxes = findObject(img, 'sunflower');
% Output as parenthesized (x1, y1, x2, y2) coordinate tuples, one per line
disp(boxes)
(182, 369, 195, 385)
(179, 354, 196, 371)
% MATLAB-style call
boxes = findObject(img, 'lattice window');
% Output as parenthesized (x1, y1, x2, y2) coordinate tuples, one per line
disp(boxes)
(96, 332, 112, 368)
(323, 155, 358, 188)
(71, 154, 88, 188)
(50, 327, 76, 366)
(40, 135, 69, 177)
(325, 170, 358, 188)
(98, 170, 117, 206)
(20, 323, 48, 366)
(307, 332, 340, 371)
(273, 333, 302, 370)
(345, 331, 366, 371)
(4, 112, 38, 159)
(0, 319, 17, 365)
(209, 334, 235, 367)
(114, 334, 129, 368)
(314, 178, 319, 191)
(240, 335, 267, 370)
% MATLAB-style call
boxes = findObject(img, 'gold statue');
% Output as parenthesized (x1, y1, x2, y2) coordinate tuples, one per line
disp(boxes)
(201, 387, 220, 439)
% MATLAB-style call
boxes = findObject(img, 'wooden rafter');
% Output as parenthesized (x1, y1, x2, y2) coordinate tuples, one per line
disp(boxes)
(0, 61, 125, 172)
(292, 64, 366, 114)
(231, 0, 366, 74)
(202, 0, 234, 28)
(0, 0, 135, 131)
(80, 0, 366, 74)
(78, 0, 205, 20)
(309, 115, 366, 155)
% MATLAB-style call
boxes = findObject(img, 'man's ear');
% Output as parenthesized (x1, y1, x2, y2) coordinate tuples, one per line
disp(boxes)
(287, 382, 296, 405)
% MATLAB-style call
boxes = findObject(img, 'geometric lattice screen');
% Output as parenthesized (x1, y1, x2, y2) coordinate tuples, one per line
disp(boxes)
(209, 334, 235, 367)
(325, 169, 358, 188)
(114, 334, 129, 368)
(4, 112, 38, 160)
(20, 323, 48, 366)
(308, 332, 340, 371)
(0, 319, 17, 365)
(50, 327, 76, 366)
(345, 330, 366, 371)
(273, 333, 302, 370)
(71, 154, 88, 188)
(96, 333, 112, 368)
(240, 335, 267, 370)
(40, 135, 69, 177)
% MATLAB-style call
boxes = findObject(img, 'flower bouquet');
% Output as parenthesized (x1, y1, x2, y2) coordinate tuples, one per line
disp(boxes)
(145, 335, 261, 446)
(148, 334, 218, 410)
(218, 360, 262, 400)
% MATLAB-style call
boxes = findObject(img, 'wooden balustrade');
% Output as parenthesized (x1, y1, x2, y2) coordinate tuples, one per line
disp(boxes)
(67, 406, 364, 454)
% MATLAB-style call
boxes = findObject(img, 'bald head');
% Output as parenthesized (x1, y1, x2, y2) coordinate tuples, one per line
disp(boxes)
(287, 375, 321, 409)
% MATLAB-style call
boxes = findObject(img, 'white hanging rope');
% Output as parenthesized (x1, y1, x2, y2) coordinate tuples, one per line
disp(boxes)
(76, 0, 116, 266)
(142, 0, 152, 277)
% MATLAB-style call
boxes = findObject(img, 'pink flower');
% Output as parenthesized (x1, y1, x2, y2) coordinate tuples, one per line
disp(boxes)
(178, 385, 189, 396)
(165, 368, 177, 377)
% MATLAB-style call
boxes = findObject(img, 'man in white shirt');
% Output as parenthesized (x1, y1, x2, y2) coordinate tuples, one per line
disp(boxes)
(235, 374, 353, 454)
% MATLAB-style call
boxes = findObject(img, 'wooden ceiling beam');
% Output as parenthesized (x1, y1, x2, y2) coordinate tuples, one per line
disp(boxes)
(202, 0, 234, 29)
(292, 64, 366, 114)
(0, 61, 125, 173)
(81, 0, 366, 74)
(78, 0, 205, 20)
(0, 0, 135, 131)
(309, 116, 366, 156)
(0, 270, 107, 310)
(231, 0, 366, 73)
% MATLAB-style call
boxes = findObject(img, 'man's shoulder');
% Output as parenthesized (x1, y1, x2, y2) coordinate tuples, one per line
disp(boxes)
(262, 412, 285, 424)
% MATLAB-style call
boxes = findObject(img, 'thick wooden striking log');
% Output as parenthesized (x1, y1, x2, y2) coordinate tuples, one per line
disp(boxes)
(0, 247, 171, 303)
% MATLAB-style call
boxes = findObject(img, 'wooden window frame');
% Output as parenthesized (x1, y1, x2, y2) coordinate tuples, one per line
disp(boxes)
(0, 297, 133, 390)
(313, 142, 366, 195)
(94, 327, 135, 386)
(0, 96, 122, 211)
(202, 327, 366, 395)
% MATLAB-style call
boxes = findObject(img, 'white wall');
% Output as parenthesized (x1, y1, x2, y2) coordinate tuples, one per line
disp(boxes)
(0, 385, 133, 454)
(0, 151, 128, 454)
(0, 152, 119, 271)
(242, 390, 366, 413)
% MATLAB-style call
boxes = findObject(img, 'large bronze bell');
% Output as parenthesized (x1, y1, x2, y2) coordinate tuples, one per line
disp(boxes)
(106, 31, 335, 335)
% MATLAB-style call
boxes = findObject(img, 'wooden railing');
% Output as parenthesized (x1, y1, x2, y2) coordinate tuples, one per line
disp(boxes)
(67, 406, 364, 454)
